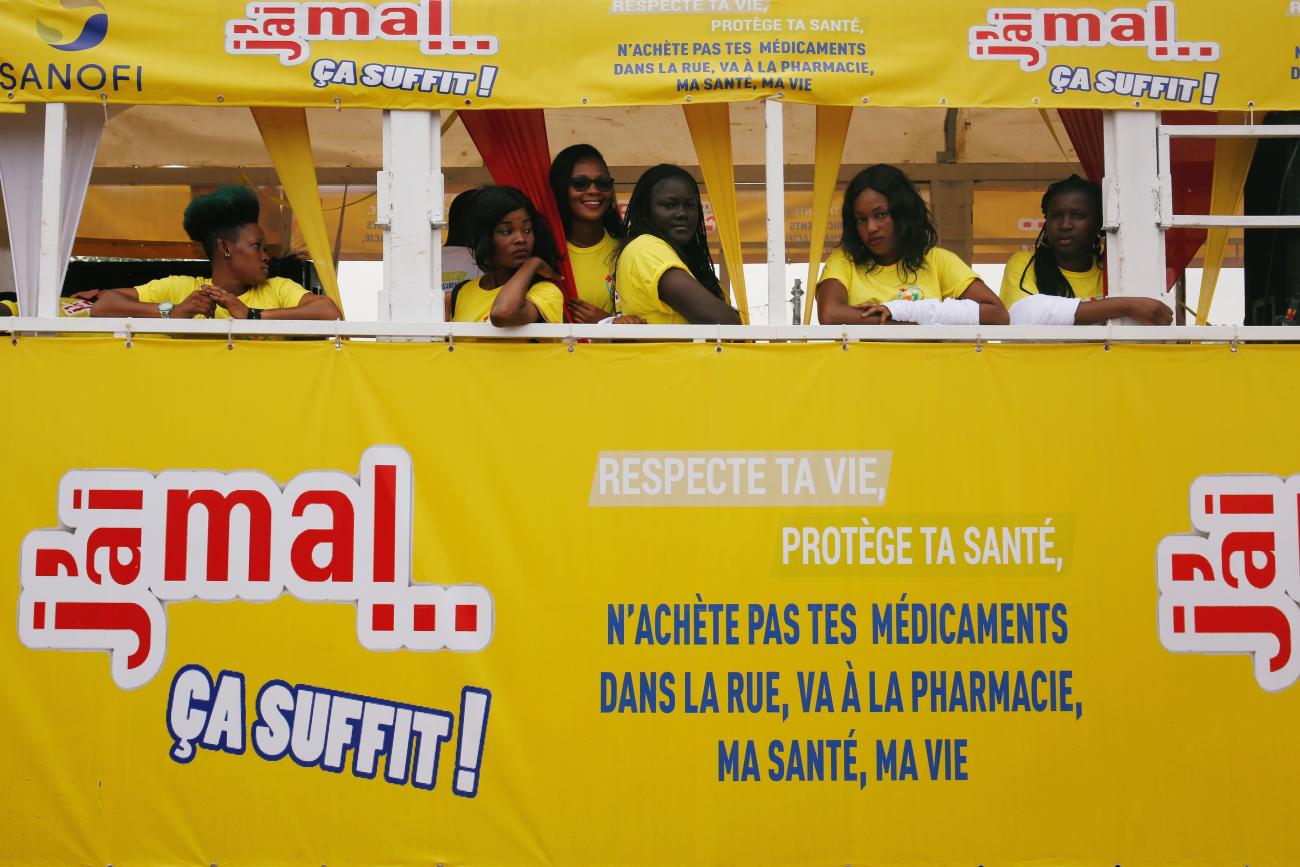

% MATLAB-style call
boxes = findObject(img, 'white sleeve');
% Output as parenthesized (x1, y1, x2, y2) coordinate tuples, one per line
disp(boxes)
(883, 298, 980, 325)
(1008, 294, 1081, 326)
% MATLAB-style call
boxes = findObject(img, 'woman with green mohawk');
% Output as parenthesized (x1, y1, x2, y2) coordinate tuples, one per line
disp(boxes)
(92, 185, 341, 321)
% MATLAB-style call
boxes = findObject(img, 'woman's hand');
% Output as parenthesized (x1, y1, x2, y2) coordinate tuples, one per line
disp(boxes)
(567, 298, 608, 324)
(612, 314, 646, 324)
(855, 303, 892, 324)
(204, 284, 250, 319)
(174, 288, 216, 319)
(1122, 296, 1174, 325)
(525, 257, 562, 284)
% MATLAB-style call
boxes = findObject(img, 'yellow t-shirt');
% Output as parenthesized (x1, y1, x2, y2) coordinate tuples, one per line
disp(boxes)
(134, 275, 309, 318)
(568, 233, 619, 315)
(451, 277, 564, 324)
(999, 249, 1104, 309)
(614, 234, 692, 325)
(818, 247, 979, 306)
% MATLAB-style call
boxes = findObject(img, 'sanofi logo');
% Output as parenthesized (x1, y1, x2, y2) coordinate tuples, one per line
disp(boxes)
(36, 0, 108, 52)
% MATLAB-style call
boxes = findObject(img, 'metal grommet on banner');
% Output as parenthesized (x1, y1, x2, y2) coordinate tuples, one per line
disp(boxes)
(581, 97, 589, 105)
(216, 95, 225, 103)
(860, 96, 869, 104)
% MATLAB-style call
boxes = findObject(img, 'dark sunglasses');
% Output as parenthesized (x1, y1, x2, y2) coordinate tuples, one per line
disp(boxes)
(569, 175, 614, 193)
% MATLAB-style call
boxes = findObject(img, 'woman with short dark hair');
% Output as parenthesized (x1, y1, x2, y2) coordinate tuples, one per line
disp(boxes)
(91, 184, 341, 321)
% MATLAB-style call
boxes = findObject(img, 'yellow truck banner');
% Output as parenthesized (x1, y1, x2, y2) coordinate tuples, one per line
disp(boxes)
(1, 337, 1299, 865)
(0, 0, 1290, 110)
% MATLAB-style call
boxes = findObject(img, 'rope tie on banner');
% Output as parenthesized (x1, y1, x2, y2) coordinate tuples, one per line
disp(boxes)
(841, 328, 849, 351)
(714, 326, 723, 353)
(226, 319, 235, 350)
(446, 330, 454, 352)
(333, 322, 342, 350)
(564, 323, 576, 353)
(124, 321, 133, 349)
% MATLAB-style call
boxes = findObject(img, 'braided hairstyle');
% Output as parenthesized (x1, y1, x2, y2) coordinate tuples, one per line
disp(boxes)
(548, 144, 624, 240)
(182, 185, 260, 260)
(616, 164, 723, 299)
(1021, 175, 1104, 298)
(840, 164, 937, 283)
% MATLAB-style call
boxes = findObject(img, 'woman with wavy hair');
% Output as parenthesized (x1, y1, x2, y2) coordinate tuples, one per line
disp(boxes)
(816, 164, 1007, 325)
(448, 185, 565, 326)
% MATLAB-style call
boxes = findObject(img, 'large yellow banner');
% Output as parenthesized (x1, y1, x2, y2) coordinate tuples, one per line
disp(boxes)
(2, 338, 1299, 864)
(0, 0, 1290, 110)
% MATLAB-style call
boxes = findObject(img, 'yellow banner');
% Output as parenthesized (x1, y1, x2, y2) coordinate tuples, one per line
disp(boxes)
(0, 1, 1290, 110)
(2, 338, 1299, 863)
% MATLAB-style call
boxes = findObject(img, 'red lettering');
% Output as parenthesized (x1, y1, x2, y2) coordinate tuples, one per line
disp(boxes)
(373, 465, 396, 583)
(164, 489, 273, 583)
(290, 490, 355, 583)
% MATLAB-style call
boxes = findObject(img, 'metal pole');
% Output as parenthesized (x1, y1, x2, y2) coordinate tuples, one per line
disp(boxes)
(790, 278, 803, 326)
(765, 98, 786, 325)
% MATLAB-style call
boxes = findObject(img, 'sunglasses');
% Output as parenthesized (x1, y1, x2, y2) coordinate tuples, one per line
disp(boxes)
(569, 175, 615, 193)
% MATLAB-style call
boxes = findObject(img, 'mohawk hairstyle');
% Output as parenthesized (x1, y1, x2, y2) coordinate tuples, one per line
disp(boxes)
(182, 185, 261, 260)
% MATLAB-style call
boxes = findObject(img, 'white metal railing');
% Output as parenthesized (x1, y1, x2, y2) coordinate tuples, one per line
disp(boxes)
(1158, 124, 1300, 229)
(5, 317, 1300, 343)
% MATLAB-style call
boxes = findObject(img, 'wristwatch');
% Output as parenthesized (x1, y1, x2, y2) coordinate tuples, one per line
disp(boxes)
(157, 301, 174, 319)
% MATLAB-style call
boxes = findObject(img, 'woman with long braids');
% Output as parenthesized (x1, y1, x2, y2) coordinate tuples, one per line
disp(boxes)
(999, 175, 1172, 325)
(613, 164, 740, 325)
(816, 164, 1008, 326)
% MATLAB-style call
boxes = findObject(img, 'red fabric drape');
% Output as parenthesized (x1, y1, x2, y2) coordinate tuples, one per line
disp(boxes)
(1057, 109, 1215, 291)
(458, 109, 577, 308)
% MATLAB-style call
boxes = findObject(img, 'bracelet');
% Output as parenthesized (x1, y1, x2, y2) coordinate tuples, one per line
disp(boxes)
(247, 307, 263, 320)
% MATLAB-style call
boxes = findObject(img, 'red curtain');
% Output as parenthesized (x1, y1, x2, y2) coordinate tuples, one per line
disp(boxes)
(459, 109, 577, 308)
(1057, 109, 1215, 290)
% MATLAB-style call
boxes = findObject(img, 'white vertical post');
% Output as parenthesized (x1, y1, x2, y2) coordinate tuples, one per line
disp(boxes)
(1102, 110, 1166, 303)
(379, 109, 440, 322)
(764, 98, 786, 325)
(37, 103, 66, 319)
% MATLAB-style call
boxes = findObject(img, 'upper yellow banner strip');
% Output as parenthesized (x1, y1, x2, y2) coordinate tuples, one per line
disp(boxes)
(0, 1, 1288, 111)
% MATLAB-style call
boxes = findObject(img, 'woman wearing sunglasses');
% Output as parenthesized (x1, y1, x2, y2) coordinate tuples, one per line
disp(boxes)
(548, 144, 626, 323)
